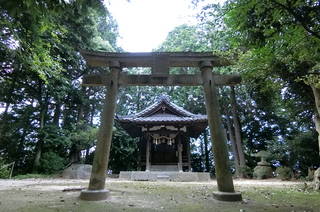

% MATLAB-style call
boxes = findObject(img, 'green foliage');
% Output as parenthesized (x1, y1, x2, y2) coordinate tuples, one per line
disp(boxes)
(0, 0, 119, 175)
(39, 152, 65, 174)
(0, 0, 319, 178)
(13, 174, 52, 180)
(191, 152, 205, 172)
(69, 123, 98, 149)
(157, 25, 211, 52)
(239, 166, 253, 179)
(287, 132, 320, 174)
(268, 132, 319, 176)
(0, 157, 10, 178)
(108, 127, 139, 174)
(275, 166, 293, 181)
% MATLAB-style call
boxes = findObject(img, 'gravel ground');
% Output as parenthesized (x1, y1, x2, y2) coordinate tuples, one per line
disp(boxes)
(0, 178, 317, 212)
(0, 178, 304, 191)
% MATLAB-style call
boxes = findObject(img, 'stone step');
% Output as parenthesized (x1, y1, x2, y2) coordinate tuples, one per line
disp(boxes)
(150, 165, 178, 171)
(157, 175, 170, 180)
(119, 171, 211, 182)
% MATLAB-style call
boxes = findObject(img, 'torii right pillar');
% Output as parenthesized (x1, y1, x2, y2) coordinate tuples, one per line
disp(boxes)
(200, 61, 242, 201)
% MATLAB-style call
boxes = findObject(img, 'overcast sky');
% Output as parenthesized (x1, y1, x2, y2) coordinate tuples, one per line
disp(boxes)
(107, 0, 214, 52)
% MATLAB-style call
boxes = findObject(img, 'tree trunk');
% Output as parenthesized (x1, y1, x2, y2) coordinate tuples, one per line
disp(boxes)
(203, 130, 210, 172)
(230, 86, 246, 177)
(33, 107, 45, 172)
(3, 80, 16, 116)
(33, 81, 48, 173)
(53, 102, 61, 127)
(4, 102, 10, 115)
(226, 114, 240, 177)
(90, 104, 95, 126)
(311, 86, 320, 157)
(70, 144, 81, 164)
(85, 147, 91, 164)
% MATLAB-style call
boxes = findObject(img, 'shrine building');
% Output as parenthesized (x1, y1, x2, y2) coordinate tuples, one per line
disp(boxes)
(117, 95, 210, 181)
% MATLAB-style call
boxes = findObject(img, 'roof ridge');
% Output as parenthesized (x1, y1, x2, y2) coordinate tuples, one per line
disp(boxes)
(131, 95, 199, 118)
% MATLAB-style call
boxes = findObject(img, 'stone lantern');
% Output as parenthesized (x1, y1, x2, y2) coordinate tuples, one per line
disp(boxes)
(253, 151, 273, 179)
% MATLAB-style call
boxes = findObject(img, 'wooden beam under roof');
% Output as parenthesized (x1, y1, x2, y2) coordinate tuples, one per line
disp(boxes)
(80, 50, 231, 68)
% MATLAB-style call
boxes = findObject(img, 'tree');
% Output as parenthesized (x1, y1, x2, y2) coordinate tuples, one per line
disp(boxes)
(224, 0, 320, 156)
(0, 0, 120, 174)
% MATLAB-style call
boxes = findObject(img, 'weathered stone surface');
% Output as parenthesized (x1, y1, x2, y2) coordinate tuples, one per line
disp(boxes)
(307, 167, 315, 181)
(150, 165, 178, 171)
(79, 189, 109, 201)
(253, 150, 273, 179)
(200, 61, 235, 193)
(81, 52, 241, 201)
(119, 171, 131, 180)
(80, 51, 231, 68)
(212, 191, 242, 202)
(119, 171, 210, 182)
(197, 172, 211, 181)
(253, 166, 273, 179)
(314, 168, 320, 190)
(83, 73, 241, 87)
(131, 171, 157, 181)
(62, 164, 92, 179)
(87, 66, 120, 191)
(170, 172, 197, 182)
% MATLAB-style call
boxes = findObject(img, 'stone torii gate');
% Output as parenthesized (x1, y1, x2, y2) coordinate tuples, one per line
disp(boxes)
(79, 51, 242, 201)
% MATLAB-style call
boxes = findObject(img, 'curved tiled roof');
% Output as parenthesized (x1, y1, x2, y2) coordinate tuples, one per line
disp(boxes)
(118, 95, 207, 123)
(119, 114, 207, 124)
(116, 95, 208, 138)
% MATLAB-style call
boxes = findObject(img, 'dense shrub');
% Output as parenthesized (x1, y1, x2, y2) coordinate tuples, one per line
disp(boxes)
(275, 166, 293, 180)
(0, 157, 10, 178)
(239, 166, 253, 178)
(39, 152, 66, 174)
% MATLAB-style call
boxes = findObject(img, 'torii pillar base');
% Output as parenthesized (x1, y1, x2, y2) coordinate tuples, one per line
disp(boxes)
(213, 191, 242, 202)
(79, 189, 110, 201)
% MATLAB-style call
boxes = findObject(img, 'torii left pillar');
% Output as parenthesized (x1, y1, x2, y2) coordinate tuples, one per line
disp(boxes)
(80, 61, 121, 201)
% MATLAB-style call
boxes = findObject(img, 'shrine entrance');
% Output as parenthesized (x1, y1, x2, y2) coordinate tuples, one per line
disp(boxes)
(117, 95, 208, 172)
(151, 143, 178, 165)
(79, 51, 242, 202)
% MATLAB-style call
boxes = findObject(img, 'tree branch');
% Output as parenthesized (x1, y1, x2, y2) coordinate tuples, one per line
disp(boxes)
(269, 0, 320, 40)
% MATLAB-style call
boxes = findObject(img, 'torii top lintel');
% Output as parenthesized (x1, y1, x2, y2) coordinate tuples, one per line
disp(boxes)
(81, 50, 230, 69)
(81, 50, 241, 87)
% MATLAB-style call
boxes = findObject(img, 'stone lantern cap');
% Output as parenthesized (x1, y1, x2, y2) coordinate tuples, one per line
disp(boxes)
(254, 151, 272, 166)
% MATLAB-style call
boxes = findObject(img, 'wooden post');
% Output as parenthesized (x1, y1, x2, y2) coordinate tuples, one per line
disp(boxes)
(200, 61, 242, 201)
(146, 136, 151, 172)
(187, 138, 191, 172)
(80, 62, 121, 201)
(178, 134, 183, 172)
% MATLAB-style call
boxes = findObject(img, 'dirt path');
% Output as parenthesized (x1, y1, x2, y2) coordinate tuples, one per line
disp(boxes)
(0, 178, 304, 191)
(0, 178, 318, 212)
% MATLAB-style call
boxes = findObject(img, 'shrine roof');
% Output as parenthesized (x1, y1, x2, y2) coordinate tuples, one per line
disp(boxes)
(119, 114, 207, 124)
(117, 95, 207, 124)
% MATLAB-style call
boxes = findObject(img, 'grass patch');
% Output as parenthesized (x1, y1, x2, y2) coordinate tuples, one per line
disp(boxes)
(13, 174, 54, 180)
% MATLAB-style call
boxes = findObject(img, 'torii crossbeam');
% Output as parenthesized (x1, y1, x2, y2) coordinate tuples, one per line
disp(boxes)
(79, 51, 242, 201)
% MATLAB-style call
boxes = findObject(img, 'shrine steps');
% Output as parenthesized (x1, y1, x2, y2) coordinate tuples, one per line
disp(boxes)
(150, 165, 179, 172)
(119, 171, 210, 182)
(156, 174, 170, 181)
